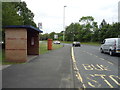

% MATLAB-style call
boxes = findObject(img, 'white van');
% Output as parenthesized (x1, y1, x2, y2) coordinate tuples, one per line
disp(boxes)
(100, 38, 120, 56)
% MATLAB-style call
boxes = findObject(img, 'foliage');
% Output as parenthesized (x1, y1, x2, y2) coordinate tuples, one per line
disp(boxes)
(2, 2, 37, 27)
(79, 16, 94, 25)
(15, 1, 37, 27)
(41, 18, 119, 42)
(2, 2, 23, 26)
(40, 31, 64, 41)
(39, 41, 63, 54)
(64, 16, 119, 42)
(49, 32, 56, 39)
(40, 33, 49, 40)
(2, 1, 38, 50)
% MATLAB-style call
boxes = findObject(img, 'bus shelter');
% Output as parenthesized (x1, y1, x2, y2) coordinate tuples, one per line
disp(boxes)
(3, 25, 43, 62)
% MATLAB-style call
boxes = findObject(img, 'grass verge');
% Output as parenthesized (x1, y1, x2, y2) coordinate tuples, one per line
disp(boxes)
(2, 42, 63, 65)
(61, 41, 72, 44)
(81, 42, 101, 46)
(61, 41, 100, 46)
(39, 42, 63, 54)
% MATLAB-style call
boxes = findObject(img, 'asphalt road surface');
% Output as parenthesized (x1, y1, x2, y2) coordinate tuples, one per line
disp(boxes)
(73, 44, 120, 88)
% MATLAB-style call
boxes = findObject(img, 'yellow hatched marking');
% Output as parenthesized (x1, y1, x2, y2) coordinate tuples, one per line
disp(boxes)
(100, 65, 111, 71)
(95, 74, 114, 88)
(104, 80, 114, 88)
(87, 74, 101, 88)
(83, 84, 86, 88)
(88, 82, 96, 88)
(109, 75, 120, 86)
(91, 64, 103, 71)
(82, 64, 94, 70)
(96, 64, 104, 70)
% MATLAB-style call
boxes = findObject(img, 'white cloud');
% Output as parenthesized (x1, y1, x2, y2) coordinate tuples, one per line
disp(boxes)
(22, 0, 120, 33)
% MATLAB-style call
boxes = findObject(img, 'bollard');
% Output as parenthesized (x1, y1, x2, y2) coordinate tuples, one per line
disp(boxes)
(47, 39, 52, 50)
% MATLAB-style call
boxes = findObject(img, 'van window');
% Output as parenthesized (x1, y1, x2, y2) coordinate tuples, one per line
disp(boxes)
(105, 39, 109, 44)
(105, 39, 114, 44)
(118, 38, 120, 43)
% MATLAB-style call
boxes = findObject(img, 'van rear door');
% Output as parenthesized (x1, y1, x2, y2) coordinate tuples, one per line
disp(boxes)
(117, 38, 120, 49)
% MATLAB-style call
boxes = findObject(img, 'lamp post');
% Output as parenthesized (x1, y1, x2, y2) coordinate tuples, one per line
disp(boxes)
(63, 6, 67, 41)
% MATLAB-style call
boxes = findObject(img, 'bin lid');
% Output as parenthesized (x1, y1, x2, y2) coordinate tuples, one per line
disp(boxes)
(3, 25, 43, 33)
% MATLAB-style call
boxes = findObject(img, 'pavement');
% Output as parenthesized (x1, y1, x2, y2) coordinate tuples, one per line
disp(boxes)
(0, 55, 38, 70)
(2, 45, 75, 88)
(0, 65, 11, 70)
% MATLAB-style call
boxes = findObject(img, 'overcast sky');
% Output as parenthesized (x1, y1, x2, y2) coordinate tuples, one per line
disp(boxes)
(22, 0, 119, 34)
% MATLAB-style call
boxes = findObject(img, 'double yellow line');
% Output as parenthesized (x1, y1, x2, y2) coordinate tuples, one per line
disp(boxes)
(71, 47, 86, 88)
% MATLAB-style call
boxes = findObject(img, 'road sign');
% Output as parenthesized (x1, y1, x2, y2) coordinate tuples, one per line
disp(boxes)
(54, 35, 58, 39)
(38, 23, 42, 29)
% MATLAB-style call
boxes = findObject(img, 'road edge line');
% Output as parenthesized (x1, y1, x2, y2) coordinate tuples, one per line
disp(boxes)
(71, 47, 86, 88)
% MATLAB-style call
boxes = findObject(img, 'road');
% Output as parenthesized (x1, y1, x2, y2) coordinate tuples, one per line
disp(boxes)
(73, 44, 120, 88)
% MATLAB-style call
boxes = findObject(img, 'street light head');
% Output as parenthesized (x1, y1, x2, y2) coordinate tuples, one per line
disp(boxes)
(64, 6, 67, 7)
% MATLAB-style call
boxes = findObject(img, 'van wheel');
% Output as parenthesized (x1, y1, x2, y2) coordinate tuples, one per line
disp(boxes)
(109, 50, 114, 56)
(100, 48, 104, 53)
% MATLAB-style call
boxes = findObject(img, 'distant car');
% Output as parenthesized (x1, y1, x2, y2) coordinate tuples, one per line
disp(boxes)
(0, 41, 4, 44)
(100, 38, 120, 56)
(53, 40, 60, 44)
(73, 41, 81, 47)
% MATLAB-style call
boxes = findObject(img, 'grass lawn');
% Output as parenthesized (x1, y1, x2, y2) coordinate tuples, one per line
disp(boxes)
(61, 41, 100, 46)
(39, 42, 63, 54)
(1, 41, 63, 65)
(39, 42, 48, 54)
(61, 41, 73, 44)
(81, 42, 101, 46)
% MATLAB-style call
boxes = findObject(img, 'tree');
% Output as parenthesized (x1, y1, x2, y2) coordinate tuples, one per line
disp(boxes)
(2, 2, 37, 27)
(57, 31, 63, 41)
(2, 2, 37, 49)
(40, 16, 119, 42)
(15, 1, 37, 27)
(40, 33, 49, 40)
(2, 2, 23, 26)
(49, 32, 56, 40)
(65, 23, 75, 41)
(79, 16, 94, 25)
(65, 23, 83, 41)
(79, 16, 96, 42)
(99, 19, 107, 28)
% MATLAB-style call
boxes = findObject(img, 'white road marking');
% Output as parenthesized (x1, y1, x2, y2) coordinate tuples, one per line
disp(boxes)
(82, 50, 114, 66)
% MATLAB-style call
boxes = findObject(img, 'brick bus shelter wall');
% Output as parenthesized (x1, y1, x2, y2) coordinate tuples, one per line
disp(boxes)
(5, 28, 27, 62)
(27, 30, 39, 55)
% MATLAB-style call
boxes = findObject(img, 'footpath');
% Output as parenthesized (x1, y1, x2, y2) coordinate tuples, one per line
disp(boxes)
(2, 45, 75, 88)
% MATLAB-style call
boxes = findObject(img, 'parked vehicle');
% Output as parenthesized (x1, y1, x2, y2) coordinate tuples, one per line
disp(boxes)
(53, 40, 60, 44)
(73, 41, 81, 47)
(100, 38, 120, 56)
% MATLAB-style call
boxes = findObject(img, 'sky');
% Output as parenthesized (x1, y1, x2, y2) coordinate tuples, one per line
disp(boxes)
(22, 0, 120, 34)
